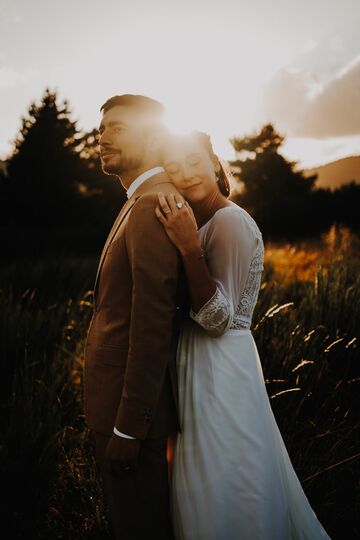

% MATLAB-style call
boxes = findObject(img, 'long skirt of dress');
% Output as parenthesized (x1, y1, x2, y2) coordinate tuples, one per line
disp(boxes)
(171, 322, 332, 540)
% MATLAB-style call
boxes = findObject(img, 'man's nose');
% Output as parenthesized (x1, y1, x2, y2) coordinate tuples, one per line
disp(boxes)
(183, 164, 194, 180)
(99, 130, 112, 147)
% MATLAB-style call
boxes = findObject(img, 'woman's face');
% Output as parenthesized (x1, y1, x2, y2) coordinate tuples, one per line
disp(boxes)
(162, 137, 220, 202)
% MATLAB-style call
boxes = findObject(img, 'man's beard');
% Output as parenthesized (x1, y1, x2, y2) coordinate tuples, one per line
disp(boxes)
(101, 150, 144, 176)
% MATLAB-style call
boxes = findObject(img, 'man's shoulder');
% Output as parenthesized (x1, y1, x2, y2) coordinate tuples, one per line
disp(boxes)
(131, 183, 182, 211)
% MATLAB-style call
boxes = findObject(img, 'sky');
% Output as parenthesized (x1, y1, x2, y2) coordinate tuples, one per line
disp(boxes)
(0, 0, 359, 168)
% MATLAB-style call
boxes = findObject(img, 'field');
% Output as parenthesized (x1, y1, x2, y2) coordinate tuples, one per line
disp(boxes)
(0, 224, 359, 539)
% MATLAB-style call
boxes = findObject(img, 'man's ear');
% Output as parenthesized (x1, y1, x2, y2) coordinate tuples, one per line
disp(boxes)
(146, 124, 168, 155)
(147, 133, 162, 154)
(144, 125, 168, 164)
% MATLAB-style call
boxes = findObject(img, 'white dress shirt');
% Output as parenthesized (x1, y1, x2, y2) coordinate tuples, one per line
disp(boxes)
(126, 166, 165, 199)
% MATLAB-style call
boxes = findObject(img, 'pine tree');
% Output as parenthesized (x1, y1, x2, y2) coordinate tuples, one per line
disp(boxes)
(4, 89, 128, 255)
(7, 88, 85, 227)
(229, 124, 318, 239)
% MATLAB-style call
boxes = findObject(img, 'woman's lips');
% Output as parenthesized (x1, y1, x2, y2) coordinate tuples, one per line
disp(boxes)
(101, 152, 117, 159)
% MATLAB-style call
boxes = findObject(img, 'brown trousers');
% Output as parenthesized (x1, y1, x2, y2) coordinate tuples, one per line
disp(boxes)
(91, 430, 175, 540)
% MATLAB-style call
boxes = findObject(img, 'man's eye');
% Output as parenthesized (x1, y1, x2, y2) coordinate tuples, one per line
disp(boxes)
(166, 166, 180, 174)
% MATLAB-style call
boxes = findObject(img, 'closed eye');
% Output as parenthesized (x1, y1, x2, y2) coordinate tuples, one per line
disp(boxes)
(166, 164, 181, 174)
(188, 159, 200, 166)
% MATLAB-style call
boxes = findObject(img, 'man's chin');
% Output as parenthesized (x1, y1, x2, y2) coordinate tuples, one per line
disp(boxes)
(101, 164, 121, 176)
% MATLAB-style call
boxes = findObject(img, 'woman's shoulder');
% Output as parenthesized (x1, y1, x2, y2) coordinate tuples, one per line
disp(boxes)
(204, 204, 262, 240)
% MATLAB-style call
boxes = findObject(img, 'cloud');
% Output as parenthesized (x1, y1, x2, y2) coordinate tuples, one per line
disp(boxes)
(257, 68, 313, 130)
(258, 55, 360, 139)
(297, 57, 360, 137)
(258, 17, 360, 139)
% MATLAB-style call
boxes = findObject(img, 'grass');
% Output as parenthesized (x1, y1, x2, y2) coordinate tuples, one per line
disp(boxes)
(0, 224, 359, 539)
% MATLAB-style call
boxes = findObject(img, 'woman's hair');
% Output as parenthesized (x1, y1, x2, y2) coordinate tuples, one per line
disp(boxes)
(162, 130, 232, 198)
(191, 131, 232, 198)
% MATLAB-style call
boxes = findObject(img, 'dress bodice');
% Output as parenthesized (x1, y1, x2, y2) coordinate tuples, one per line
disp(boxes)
(189, 205, 264, 337)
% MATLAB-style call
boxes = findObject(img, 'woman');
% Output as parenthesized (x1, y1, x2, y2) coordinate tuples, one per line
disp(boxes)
(154, 131, 331, 540)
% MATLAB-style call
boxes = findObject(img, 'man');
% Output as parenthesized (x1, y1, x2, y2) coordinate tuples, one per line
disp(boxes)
(83, 94, 188, 539)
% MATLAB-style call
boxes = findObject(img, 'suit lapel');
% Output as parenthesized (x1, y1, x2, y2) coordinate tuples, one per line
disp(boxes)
(93, 197, 137, 294)
(93, 175, 174, 297)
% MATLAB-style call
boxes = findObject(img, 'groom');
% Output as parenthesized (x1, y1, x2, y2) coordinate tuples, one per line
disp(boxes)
(83, 94, 187, 539)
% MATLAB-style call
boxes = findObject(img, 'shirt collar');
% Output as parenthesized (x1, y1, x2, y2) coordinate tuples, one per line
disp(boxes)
(126, 166, 165, 199)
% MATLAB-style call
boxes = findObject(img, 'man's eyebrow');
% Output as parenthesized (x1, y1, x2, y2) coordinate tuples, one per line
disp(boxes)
(98, 121, 128, 131)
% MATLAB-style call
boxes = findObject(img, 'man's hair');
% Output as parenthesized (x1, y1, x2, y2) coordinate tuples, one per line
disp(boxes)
(100, 94, 164, 119)
(100, 94, 167, 141)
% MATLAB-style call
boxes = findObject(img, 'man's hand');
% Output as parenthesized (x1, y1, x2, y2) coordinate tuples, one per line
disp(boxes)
(104, 434, 141, 476)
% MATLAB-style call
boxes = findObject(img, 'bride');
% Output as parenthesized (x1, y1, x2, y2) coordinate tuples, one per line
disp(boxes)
(154, 131, 332, 540)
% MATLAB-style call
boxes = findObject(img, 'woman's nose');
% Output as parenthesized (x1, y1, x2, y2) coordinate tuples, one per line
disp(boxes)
(183, 164, 194, 180)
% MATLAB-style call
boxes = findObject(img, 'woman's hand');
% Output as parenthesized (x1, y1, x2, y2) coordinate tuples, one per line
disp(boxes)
(155, 192, 199, 255)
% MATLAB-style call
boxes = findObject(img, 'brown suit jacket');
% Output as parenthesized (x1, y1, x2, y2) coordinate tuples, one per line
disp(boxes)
(83, 173, 189, 440)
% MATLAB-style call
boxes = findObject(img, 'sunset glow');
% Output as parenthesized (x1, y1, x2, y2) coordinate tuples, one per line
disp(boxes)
(0, 0, 359, 169)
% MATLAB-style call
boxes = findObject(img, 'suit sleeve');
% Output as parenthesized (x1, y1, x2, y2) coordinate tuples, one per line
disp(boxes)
(114, 193, 181, 439)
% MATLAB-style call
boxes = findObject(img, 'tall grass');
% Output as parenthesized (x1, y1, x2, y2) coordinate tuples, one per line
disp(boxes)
(0, 257, 110, 539)
(0, 225, 359, 539)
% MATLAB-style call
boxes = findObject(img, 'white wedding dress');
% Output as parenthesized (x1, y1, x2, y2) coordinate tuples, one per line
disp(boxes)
(171, 205, 331, 540)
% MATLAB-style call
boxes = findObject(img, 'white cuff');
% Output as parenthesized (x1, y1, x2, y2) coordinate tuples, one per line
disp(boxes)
(113, 426, 136, 439)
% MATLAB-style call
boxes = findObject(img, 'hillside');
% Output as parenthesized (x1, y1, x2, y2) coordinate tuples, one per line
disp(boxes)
(303, 156, 360, 190)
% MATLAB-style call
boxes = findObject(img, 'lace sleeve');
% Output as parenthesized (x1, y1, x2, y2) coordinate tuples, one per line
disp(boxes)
(190, 286, 233, 337)
(189, 207, 258, 337)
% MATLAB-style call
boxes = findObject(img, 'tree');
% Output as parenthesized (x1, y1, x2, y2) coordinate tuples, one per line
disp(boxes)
(229, 124, 318, 239)
(4, 89, 127, 256)
(7, 88, 85, 227)
(332, 181, 360, 232)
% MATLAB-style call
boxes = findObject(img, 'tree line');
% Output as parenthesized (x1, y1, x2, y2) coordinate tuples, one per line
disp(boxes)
(1, 89, 359, 258)
(229, 124, 360, 238)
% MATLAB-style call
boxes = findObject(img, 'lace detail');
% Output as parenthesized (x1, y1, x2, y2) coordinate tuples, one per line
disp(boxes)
(231, 233, 264, 329)
(190, 286, 232, 337)
(190, 206, 265, 336)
